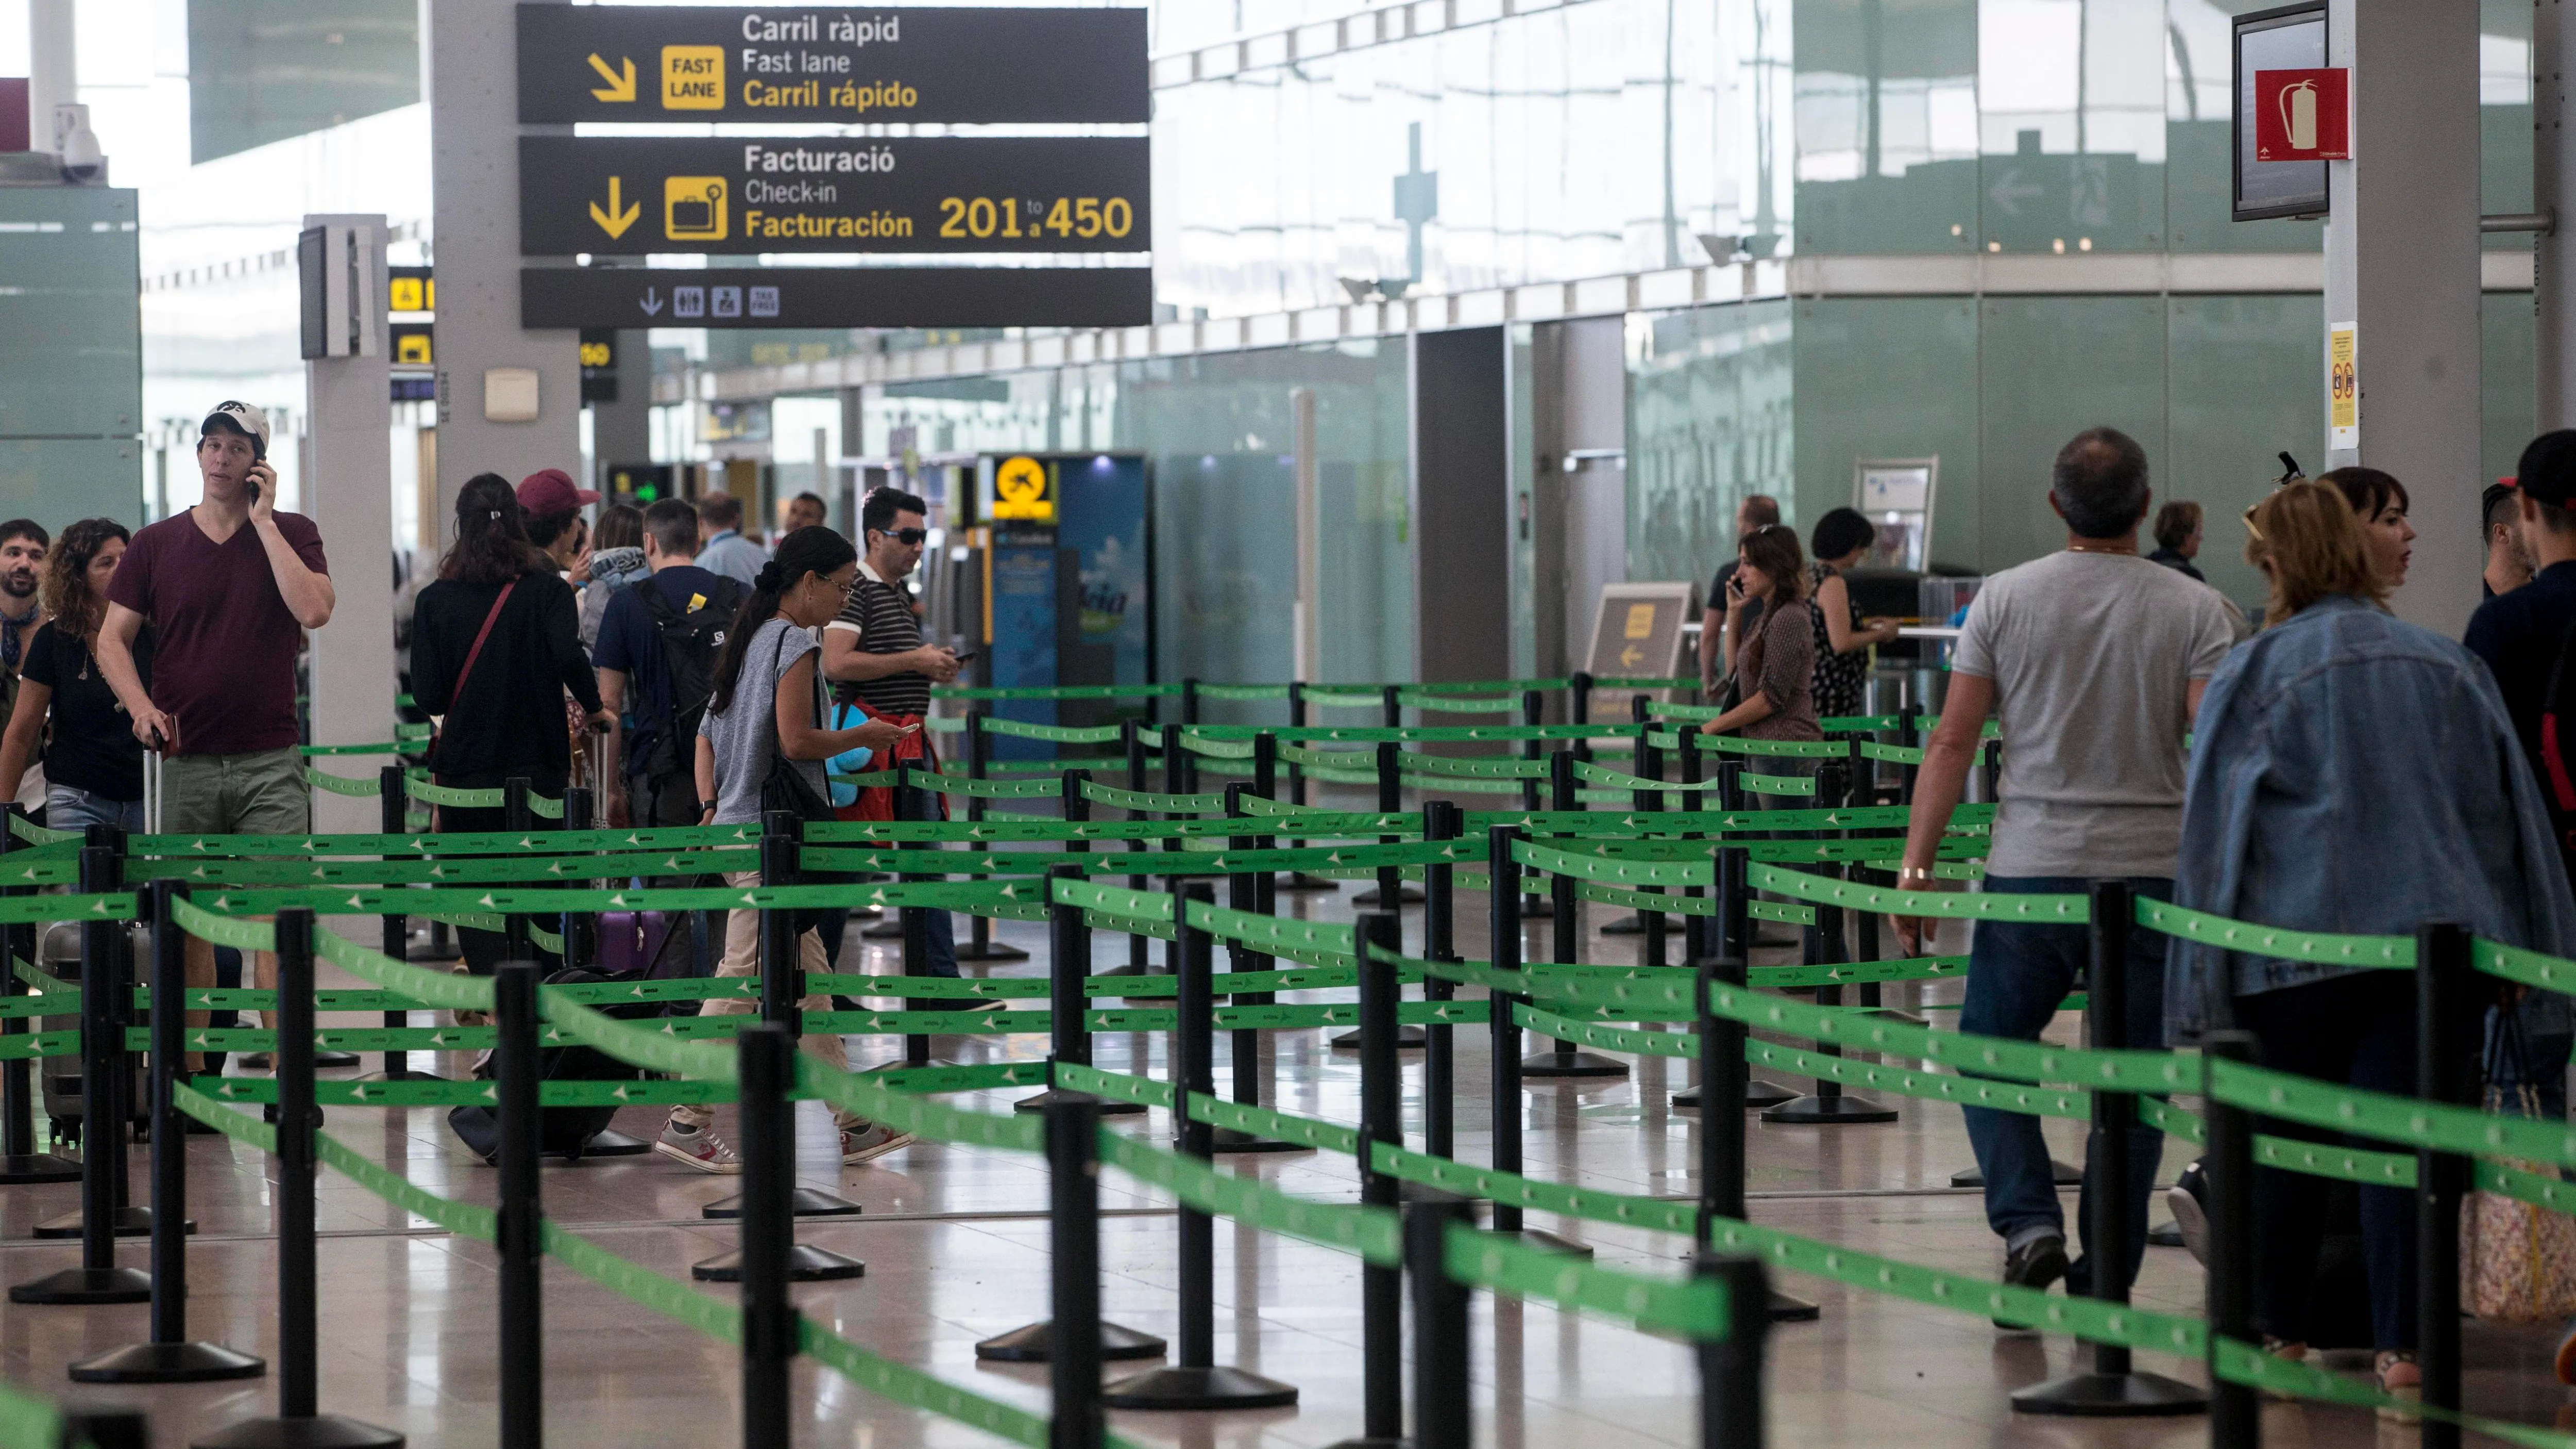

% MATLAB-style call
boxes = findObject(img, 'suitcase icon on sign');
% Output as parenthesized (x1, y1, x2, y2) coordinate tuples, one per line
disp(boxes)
(665, 177, 727, 242)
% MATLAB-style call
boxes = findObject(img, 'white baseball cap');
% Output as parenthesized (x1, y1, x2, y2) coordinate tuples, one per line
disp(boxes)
(199, 400, 271, 461)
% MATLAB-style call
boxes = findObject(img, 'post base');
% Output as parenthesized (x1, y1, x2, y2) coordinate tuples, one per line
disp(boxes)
(1100, 1363, 1301, 1410)
(353, 1069, 449, 1085)
(34, 1205, 189, 1240)
(1516, 896, 1554, 919)
(313, 1051, 362, 1070)
(190, 1412, 406, 1448)
(701, 1186, 861, 1219)
(1012, 1089, 1147, 1117)
(1329, 1024, 1428, 1051)
(1483, 1224, 1593, 1258)
(1273, 873, 1338, 892)
(8, 1266, 152, 1304)
(1599, 913, 1645, 936)
(571, 1129, 651, 1157)
(1744, 1078, 1800, 1109)
(1768, 1289, 1821, 1322)
(1951, 1160, 2082, 1188)
(1760, 1094, 1899, 1124)
(690, 1243, 866, 1282)
(1518, 1049, 1629, 1079)
(1210, 1127, 1308, 1155)
(71, 1339, 268, 1383)
(862, 916, 905, 940)
(1349, 885, 1425, 907)
(973, 1319, 1168, 1362)
(0, 1152, 80, 1184)
(1323, 1437, 1408, 1449)
(2009, 1370, 2209, 1417)
(951, 942, 1031, 962)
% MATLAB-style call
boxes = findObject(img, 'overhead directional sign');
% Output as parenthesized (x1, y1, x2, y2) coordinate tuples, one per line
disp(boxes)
(519, 266, 1154, 331)
(515, 5, 1149, 125)
(519, 136, 1150, 257)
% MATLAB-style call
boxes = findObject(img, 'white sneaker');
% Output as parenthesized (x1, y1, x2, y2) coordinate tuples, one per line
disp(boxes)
(654, 1121, 741, 1174)
(840, 1126, 913, 1165)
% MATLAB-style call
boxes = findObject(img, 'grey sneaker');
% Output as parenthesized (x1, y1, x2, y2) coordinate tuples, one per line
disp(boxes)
(840, 1125, 914, 1165)
(654, 1121, 741, 1174)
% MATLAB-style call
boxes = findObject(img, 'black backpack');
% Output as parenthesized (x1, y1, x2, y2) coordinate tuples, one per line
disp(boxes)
(635, 574, 742, 781)
(446, 968, 657, 1163)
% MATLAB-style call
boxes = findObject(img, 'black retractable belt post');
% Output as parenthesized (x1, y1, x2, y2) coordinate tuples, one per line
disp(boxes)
(369, 766, 435, 1082)
(2202, 1031, 2261, 1449)
(71, 881, 262, 1379)
(1570, 672, 1592, 726)
(980, 868, 1164, 1363)
(1635, 699, 1667, 965)
(1182, 676, 1201, 728)
(560, 787, 595, 972)
(1696, 933, 1817, 1323)
(194, 909, 405, 1449)
(694, 813, 862, 1282)
(494, 961, 543, 1449)
(1898, 703, 1922, 804)
(2012, 881, 2204, 1416)
(0, 805, 77, 1183)
(1286, 683, 1309, 805)
(2419, 921, 2473, 1449)
(58, 1403, 151, 1449)
(895, 768, 934, 1067)
(1762, 764, 1893, 1126)
(1212, 784, 1294, 1154)
(1116, 722, 1152, 971)
(1326, 911, 1405, 1449)
(1338, 742, 1423, 1039)
(1522, 749, 1624, 1080)
(1697, 1253, 1771, 1449)
(1045, 1092, 1110, 1449)
(956, 710, 1029, 963)
(1408, 1189, 1475, 1449)
(1483, 827, 1589, 1254)
(1422, 799, 1460, 1159)
(1102, 882, 1299, 1410)
(1716, 838, 1795, 1115)
(735, 1022, 796, 1449)
(1516, 690, 1551, 918)
(16, 842, 153, 1291)
(502, 778, 534, 961)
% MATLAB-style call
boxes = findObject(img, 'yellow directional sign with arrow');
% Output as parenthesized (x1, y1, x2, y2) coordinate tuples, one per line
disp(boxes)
(586, 54, 636, 103)
(589, 177, 640, 240)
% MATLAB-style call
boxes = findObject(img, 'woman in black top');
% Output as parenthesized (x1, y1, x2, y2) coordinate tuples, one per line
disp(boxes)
(0, 519, 151, 832)
(412, 474, 611, 972)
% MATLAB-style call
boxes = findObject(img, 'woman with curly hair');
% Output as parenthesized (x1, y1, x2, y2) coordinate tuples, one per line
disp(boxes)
(0, 518, 150, 831)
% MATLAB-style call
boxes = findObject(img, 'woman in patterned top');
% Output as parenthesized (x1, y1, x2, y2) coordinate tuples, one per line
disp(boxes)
(1805, 507, 1901, 720)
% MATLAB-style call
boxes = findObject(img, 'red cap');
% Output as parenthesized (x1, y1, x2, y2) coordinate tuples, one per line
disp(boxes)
(516, 468, 599, 517)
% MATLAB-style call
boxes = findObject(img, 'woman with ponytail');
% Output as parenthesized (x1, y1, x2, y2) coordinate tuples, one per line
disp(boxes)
(413, 473, 614, 977)
(658, 525, 911, 1173)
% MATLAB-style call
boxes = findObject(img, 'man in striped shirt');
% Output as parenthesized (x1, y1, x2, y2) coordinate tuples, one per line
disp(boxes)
(821, 487, 968, 994)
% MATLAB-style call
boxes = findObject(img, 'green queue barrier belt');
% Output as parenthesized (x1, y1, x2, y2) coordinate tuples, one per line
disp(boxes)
(0, 1377, 69, 1448)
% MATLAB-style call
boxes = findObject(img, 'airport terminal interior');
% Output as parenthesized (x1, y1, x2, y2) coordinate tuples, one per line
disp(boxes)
(1, 0, 2572, 1446)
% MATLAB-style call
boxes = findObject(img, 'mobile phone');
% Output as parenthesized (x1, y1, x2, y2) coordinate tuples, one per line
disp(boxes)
(951, 651, 979, 664)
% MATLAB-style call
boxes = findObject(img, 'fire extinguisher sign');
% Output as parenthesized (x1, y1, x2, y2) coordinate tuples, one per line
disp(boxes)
(2254, 67, 2350, 162)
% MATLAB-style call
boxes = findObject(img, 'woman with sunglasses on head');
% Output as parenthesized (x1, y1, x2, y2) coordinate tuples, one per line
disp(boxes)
(2168, 481, 2575, 1408)
(0, 519, 149, 831)
(657, 525, 912, 1173)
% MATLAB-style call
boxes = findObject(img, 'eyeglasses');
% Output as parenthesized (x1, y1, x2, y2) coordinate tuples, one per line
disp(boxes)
(875, 527, 928, 546)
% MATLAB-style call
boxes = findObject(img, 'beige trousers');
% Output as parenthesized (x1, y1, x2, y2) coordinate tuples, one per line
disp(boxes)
(669, 870, 861, 1133)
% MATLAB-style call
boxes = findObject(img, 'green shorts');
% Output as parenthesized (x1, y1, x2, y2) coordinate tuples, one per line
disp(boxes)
(160, 747, 310, 839)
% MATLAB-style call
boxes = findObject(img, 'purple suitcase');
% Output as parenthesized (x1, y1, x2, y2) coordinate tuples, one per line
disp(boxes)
(597, 911, 683, 979)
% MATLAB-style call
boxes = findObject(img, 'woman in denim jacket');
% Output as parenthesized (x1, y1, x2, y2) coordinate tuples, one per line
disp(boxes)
(2167, 482, 2576, 1405)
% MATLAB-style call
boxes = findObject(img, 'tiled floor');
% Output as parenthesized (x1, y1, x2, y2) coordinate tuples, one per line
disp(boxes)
(0, 836, 2564, 1447)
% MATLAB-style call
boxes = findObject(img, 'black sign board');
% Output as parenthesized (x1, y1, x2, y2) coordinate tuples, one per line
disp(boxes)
(519, 135, 1149, 257)
(520, 266, 1153, 331)
(2232, 2, 2329, 221)
(515, 5, 1148, 126)
(605, 462, 673, 504)
(390, 322, 434, 366)
(579, 329, 618, 403)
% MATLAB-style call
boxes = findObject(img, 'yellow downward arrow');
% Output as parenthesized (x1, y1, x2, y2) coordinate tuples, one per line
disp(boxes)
(590, 176, 640, 239)
(587, 53, 637, 103)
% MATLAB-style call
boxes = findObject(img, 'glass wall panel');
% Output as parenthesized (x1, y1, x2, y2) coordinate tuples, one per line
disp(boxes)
(2165, 294, 2320, 612)
(1626, 298, 1795, 591)
(1793, 0, 1980, 254)
(1792, 296, 1981, 570)
(1977, 294, 2166, 570)
(2485, 292, 2536, 488)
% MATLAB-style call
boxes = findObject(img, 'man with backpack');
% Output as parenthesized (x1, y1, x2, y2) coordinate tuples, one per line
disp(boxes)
(595, 498, 742, 828)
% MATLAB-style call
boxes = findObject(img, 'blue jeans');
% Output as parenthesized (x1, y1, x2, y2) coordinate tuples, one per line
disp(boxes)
(44, 785, 144, 836)
(1959, 875, 2172, 1285)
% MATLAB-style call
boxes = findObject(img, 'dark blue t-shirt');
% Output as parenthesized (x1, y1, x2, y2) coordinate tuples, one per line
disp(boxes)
(2465, 558, 2576, 773)
(594, 565, 730, 779)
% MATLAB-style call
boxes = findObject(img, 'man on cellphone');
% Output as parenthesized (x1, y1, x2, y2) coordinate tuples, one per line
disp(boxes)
(820, 488, 967, 991)
(97, 402, 334, 1057)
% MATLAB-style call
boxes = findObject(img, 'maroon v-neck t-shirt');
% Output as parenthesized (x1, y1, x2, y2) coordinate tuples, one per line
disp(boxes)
(106, 509, 329, 757)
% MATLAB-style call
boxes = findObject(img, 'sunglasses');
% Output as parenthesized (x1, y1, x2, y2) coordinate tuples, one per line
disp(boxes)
(874, 527, 928, 546)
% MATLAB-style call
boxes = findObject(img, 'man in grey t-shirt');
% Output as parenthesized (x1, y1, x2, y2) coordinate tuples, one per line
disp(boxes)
(1893, 427, 2235, 1307)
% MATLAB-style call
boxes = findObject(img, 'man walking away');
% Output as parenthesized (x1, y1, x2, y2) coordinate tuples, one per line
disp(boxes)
(1700, 493, 1780, 697)
(97, 401, 333, 1051)
(2484, 481, 2535, 599)
(0, 521, 48, 814)
(1891, 427, 2233, 1307)
(695, 491, 765, 588)
(821, 488, 965, 988)
(596, 499, 742, 829)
